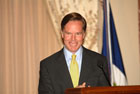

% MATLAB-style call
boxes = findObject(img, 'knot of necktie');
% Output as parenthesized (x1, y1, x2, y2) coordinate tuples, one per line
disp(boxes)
(72, 54, 76, 61)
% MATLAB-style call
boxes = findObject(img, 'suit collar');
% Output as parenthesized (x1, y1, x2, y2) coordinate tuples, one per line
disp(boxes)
(55, 48, 73, 88)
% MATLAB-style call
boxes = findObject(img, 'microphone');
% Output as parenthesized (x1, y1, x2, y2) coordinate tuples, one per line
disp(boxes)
(97, 62, 111, 86)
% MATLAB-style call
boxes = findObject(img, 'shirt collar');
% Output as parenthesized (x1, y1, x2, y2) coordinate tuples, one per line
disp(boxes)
(64, 46, 83, 60)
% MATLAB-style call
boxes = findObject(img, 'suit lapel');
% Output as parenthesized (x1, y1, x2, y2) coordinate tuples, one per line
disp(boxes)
(55, 49, 73, 88)
(79, 48, 91, 85)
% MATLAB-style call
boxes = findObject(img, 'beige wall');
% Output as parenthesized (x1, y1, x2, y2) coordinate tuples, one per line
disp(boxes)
(110, 0, 140, 85)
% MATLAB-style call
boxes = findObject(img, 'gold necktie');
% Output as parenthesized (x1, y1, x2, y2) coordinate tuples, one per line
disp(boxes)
(70, 54, 79, 87)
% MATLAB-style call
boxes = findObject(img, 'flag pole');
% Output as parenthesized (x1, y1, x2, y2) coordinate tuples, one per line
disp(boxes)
(104, 0, 114, 86)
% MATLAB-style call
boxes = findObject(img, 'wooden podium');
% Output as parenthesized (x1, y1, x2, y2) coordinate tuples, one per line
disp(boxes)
(65, 85, 140, 94)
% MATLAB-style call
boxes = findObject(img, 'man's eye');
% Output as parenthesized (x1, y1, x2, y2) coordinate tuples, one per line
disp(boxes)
(76, 32, 82, 35)
(65, 32, 71, 35)
(67, 32, 70, 34)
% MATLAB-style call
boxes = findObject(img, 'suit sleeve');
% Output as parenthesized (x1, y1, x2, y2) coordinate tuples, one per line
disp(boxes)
(38, 61, 54, 94)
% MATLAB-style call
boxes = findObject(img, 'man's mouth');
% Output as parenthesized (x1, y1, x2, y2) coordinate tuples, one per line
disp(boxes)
(70, 42, 77, 47)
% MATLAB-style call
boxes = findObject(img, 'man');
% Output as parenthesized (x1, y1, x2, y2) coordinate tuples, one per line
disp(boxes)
(38, 12, 110, 94)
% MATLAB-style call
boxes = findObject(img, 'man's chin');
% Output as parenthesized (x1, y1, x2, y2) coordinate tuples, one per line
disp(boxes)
(69, 48, 79, 53)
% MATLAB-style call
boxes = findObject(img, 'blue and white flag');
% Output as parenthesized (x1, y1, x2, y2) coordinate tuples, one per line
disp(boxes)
(102, 0, 127, 86)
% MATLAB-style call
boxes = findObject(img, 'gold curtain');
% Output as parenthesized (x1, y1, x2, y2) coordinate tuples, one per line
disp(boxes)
(0, 0, 61, 94)
(45, 0, 103, 52)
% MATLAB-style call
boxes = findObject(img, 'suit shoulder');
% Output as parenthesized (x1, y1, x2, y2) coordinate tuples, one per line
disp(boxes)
(83, 47, 106, 59)
(40, 49, 63, 63)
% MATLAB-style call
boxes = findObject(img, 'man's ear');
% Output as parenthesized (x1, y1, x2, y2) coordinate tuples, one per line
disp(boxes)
(83, 32, 86, 39)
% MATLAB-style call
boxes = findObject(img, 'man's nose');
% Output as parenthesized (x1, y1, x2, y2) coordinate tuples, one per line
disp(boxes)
(71, 34, 76, 40)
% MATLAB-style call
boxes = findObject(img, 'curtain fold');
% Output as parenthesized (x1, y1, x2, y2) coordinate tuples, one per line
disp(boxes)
(0, 0, 61, 94)
(45, 0, 103, 52)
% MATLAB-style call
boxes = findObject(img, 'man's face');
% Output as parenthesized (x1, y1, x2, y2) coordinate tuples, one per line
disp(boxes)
(61, 20, 86, 53)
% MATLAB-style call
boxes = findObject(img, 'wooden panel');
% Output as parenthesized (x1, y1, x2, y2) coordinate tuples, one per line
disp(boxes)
(65, 85, 140, 94)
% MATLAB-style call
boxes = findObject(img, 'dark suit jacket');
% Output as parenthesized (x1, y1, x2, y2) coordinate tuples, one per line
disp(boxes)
(38, 47, 110, 94)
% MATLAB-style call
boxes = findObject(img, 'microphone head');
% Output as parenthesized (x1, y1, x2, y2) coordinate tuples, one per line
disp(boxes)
(97, 62, 103, 69)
